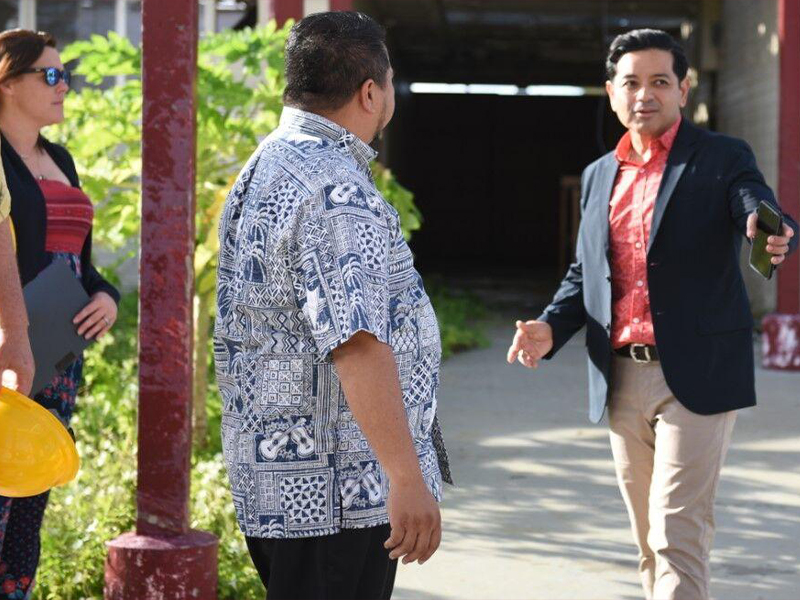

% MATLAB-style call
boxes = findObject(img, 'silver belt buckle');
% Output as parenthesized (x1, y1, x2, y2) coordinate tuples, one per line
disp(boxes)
(630, 343, 651, 364)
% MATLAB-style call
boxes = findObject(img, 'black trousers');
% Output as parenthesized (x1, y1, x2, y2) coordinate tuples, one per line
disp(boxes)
(246, 524, 398, 600)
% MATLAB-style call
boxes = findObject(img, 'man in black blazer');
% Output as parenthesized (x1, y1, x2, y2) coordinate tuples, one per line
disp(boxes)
(507, 30, 797, 600)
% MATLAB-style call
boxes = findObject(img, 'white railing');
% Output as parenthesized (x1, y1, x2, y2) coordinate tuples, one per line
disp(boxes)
(257, 0, 270, 26)
(19, 0, 36, 30)
(304, 0, 330, 16)
(203, 0, 217, 34)
(115, 0, 127, 86)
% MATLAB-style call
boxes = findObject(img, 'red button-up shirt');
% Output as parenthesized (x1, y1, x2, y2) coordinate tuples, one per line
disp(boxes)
(609, 117, 681, 349)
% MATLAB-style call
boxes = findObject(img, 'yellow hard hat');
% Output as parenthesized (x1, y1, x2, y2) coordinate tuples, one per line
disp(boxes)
(0, 386, 80, 497)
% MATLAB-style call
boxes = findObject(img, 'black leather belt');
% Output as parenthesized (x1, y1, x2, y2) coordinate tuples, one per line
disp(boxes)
(614, 343, 660, 363)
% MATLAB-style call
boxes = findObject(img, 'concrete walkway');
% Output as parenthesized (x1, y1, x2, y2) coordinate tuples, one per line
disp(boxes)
(394, 316, 800, 600)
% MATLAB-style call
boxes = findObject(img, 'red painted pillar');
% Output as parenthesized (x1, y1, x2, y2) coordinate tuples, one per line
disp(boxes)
(763, 0, 800, 370)
(330, 0, 354, 10)
(104, 0, 219, 598)
(264, 0, 304, 26)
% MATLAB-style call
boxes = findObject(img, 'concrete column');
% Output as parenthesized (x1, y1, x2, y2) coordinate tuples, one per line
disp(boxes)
(104, 0, 218, 596)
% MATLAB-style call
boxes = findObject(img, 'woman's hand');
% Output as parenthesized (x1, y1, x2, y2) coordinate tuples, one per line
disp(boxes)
(73, 291, 118, 340)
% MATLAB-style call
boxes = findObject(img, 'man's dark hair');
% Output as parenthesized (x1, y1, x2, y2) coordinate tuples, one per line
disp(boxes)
(606, 29, 689, 82)
(283, 11, 390, 112)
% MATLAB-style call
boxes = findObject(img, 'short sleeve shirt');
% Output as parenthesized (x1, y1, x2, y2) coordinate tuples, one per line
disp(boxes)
(0, 139, 10, 222)
(214, 108, 450, 539)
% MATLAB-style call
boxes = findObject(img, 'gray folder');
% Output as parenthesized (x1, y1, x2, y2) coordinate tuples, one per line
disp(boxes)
(22, 259, 92, 396)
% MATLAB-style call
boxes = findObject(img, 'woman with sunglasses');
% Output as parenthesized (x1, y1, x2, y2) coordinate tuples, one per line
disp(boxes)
(0, 29, 119, 599)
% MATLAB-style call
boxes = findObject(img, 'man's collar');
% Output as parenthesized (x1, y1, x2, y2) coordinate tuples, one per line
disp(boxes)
(279, 107, 378, 170)
(615, 116, 683, 164)
(656, 116, 682, 152)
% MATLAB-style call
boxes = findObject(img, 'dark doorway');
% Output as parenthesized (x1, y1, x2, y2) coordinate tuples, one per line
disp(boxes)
(386, 92, 611, 279)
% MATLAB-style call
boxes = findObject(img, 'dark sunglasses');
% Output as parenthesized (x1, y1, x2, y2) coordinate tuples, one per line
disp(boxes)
(21, 67, 71, 87)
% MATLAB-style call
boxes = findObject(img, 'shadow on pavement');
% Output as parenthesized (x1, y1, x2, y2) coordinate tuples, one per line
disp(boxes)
(395, 311, 800, 600)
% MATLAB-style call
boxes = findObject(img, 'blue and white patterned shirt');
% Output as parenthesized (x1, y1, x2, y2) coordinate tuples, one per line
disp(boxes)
(214, 107, 450, 539)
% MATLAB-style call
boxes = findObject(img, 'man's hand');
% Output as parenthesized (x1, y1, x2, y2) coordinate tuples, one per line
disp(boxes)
(506, 320, 554, 369)
(384, 476, 441, 565)
(0, 328, 34, 396)
(747, 212, 795, 265)
(333, 331, 443, 566)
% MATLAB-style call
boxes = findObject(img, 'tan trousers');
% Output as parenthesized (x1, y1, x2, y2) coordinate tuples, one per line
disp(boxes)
(608, 355, 737, 600)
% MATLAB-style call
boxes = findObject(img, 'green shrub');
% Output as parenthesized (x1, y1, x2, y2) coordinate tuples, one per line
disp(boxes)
(427, 282, 489, 359)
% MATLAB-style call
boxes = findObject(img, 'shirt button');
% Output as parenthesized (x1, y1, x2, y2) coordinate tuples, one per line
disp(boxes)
(635, 242, 642, 249)
(636, 280, 644, 287)
(633, 318, 641, 324)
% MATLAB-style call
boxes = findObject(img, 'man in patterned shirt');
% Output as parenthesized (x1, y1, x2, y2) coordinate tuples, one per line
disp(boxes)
(214, 11, 450, 599)
(0, 137, 34, 396)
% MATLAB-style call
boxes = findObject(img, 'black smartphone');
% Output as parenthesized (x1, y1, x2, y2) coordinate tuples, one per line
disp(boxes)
(749, 201, 783, 280)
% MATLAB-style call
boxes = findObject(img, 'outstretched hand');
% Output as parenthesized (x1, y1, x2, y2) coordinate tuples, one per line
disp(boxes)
(747, 212, 795, 266)
(506, 320, 554, 369)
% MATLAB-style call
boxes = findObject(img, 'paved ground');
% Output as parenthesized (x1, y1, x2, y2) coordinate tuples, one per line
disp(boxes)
(394, 300, 800, 600)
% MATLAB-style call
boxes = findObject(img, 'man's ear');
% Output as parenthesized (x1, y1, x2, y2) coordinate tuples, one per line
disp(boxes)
(679, 76, 690, 107)
(358, 78, 379, 114)
(605, 80, 615, 107)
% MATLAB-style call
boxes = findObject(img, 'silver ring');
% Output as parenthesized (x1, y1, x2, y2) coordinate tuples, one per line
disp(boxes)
(102, 316, 111, 327)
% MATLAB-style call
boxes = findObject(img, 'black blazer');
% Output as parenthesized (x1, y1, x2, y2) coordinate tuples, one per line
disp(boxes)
(540, 120, 799, 423)
(2, 133, 119, 303)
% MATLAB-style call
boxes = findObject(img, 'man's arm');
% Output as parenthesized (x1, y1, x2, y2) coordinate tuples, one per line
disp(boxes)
(333, 331, 440, 565)
(508, 170, 592, 367)
(537, 229, 588, 355)
(0, 219, 34, 395)
(291, 187, 440, 565)
(728, 140, 798, 260)
(506, 243, 585, 369)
